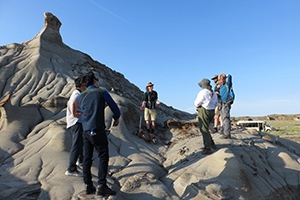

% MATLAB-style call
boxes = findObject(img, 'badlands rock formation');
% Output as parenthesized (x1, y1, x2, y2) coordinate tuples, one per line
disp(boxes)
(0, 13, 299, 200)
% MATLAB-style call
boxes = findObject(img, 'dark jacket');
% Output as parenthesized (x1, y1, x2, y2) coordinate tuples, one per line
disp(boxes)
(76, 86, 121, 131)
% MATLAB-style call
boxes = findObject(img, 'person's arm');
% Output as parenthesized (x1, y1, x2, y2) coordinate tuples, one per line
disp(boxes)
(141, 101, 146, 108)
(71, 99, 82, 118)
(140, 92, 147, 110)
(194, 91, 204, 108)
(226, 74, 232, 89)
(104, 91, 121, 125)
(155, 91, 160, 105)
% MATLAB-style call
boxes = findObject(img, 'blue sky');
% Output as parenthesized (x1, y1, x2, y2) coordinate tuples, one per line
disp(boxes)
(1, 0, 299, 117)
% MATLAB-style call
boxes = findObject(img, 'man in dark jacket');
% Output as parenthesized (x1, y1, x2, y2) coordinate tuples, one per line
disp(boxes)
(73, 72, 121, 196)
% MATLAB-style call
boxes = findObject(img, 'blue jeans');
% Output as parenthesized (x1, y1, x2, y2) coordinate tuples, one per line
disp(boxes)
(67, 123, 83, 172)
(83, 129, 109, 186)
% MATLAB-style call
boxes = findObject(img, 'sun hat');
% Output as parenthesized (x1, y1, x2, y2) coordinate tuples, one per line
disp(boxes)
(146, 82, 154, 87)
(198, 78, 212, 89)
(211, 75, 218, 80)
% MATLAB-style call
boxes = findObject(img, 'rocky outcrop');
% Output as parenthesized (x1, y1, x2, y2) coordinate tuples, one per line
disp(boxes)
(0, 13, 299, 200)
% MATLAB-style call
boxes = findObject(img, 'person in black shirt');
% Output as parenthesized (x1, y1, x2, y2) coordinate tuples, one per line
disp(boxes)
(140, 82, 160, 133)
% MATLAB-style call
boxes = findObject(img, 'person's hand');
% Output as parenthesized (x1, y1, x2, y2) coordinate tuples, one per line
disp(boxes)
(140, 106, 144, 110)
(113, 118, 120, 126)
(74, 111, 82, 118)
(156, 101, 160, 105)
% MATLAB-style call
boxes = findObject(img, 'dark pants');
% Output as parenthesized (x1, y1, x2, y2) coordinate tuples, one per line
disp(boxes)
(67, 122, 83, 172)
(83, 129, 109, 186)
(220, 103, 231, 136)
(197, 107, 215, 149)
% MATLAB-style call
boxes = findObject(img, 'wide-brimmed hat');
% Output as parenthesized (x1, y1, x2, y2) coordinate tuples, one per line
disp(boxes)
(211, 75, 218, 80)
(198, 78, 212, 89)
(146, 82, 154, 87)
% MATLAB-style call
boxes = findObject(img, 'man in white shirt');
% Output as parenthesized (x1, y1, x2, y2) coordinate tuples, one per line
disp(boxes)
(194, 78, 218, 155)
(65, 76, 86, 176)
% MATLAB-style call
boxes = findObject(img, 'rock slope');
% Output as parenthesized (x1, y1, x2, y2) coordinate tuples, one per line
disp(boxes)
(0, 13, 299, 200)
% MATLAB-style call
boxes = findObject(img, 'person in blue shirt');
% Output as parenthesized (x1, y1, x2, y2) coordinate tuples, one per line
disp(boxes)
(218, 73, 234, 139)
(73, 71, 121, 196)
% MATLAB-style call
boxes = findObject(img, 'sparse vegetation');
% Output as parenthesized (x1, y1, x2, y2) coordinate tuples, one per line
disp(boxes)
(233, 114, 300, 143)
(266, 120, 300, 143)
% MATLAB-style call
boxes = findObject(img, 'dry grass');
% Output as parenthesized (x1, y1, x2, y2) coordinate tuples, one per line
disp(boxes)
(266, 120, 300, 142)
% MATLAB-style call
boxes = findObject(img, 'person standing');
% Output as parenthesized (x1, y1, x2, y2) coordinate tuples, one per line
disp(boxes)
(140, 82, 160, 133)
(65, 76, 86, 177)
(194, 78, 218, 155)
(218, 73, 234, 139)
(211, 75, 222, 133)
(73, 72, 121, 196)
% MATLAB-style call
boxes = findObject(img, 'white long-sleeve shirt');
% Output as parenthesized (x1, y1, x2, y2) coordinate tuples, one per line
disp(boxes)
(66, 89, 80, 129)
(194, 89, 218, 110)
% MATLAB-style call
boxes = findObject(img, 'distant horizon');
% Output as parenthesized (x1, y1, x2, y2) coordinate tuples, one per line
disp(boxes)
(231, 113, 300, 118)
(176, 107, 300, 118)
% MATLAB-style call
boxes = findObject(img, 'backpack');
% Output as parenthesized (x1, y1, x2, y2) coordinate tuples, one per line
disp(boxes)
(226, 83, 235, 104)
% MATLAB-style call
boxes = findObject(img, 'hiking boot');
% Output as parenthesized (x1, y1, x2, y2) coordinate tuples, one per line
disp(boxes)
(211, 127, 218, 133)
(96, 184, 116, 196)
(211, 140, 217, 149)
(201, 148, 212, 155)
(220, 135, 231, 139)
(219, 126, 224, 135)
(86, 184, 96, 194)
(65, 170, 82, 177)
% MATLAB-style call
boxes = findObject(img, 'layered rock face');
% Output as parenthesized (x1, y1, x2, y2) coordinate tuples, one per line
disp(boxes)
(0, 13, 299, 200)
